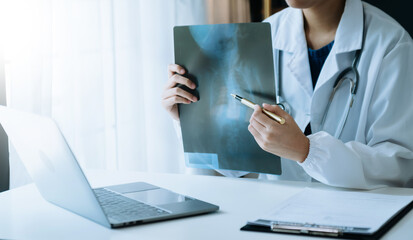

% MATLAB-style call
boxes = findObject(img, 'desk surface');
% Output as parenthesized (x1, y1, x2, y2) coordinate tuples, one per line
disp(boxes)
(1, 170, 413, 240)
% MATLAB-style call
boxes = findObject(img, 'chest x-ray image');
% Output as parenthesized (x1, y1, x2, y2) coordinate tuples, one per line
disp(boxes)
(174, 23, 281, 175)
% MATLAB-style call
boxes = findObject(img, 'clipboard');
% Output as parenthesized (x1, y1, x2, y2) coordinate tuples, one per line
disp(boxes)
(241, 188, 413, 239)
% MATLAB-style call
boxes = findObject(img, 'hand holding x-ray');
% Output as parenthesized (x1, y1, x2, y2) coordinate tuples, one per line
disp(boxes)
(162, 64, 198, 121)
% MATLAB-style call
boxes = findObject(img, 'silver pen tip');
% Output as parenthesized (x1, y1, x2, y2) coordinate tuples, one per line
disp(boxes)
(230, 94, 242, 101)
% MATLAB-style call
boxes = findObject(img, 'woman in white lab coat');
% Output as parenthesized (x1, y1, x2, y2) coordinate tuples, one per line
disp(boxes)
(162, 0, 413, 189)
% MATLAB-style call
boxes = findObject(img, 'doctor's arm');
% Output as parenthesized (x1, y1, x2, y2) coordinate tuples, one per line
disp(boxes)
(300, 41, 413, 189)
(250, 41, 413, 189)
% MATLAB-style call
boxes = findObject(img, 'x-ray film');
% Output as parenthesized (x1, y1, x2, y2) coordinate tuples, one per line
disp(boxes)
(174, 23, 281, 175)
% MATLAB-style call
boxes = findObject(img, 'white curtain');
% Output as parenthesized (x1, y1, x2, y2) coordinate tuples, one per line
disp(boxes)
(0, 0, 250, 188)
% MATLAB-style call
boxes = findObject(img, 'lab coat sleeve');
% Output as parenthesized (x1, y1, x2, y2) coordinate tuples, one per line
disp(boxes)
(299, 41, 413, 189)
(173, 119, 248, 178)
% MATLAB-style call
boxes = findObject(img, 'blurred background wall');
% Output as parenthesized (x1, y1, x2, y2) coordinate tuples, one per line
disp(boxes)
(0, 0, 250, 189)
(0, 0, 409, 190)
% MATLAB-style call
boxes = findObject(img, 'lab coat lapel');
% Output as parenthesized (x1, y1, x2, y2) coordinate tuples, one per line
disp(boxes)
(273, 8, 313, 99)
(311, 0, 364, 129)
(313, 0, 364, 94)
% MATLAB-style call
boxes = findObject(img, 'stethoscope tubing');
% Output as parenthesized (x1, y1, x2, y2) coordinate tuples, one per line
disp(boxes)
(275, 8, 365, 138)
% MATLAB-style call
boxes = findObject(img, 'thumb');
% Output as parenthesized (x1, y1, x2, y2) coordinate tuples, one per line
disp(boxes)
(262, 103, 288, 117)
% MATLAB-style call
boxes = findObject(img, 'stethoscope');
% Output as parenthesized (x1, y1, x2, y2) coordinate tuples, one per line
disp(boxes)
(275, 10, 365, 138)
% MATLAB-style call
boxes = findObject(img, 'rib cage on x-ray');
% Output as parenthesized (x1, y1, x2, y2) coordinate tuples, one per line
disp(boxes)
(174, 23, 281, 175)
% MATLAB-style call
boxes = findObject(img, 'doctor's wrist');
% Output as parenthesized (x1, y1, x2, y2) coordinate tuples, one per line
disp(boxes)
(296, 136, 310, 163)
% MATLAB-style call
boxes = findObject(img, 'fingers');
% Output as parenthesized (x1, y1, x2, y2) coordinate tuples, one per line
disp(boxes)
(248, 123, 268, 151)
(262, 103, 288, 118)
(166, 64, 195, 91)
(168, 64, 185, 78)
(164, 65, 197, 103)
(250, 105, 273, 128)
(163, 63, 197, 119)
(162, 87, 198, 102)
(250, 116, 266, 132)
(248, 123, 264, 142)
(165, 73, 196, 91)
(163, 95, 192, 106)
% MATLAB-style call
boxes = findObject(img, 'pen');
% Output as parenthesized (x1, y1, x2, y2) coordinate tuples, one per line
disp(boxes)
(230, 94, 285, 124)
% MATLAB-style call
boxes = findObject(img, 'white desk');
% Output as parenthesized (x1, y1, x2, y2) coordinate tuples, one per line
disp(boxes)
(1, 170, 413, 240)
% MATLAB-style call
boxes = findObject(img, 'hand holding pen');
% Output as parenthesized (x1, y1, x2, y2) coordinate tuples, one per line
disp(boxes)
(231, 93, 309, 163)
(230, 94, 285, 124)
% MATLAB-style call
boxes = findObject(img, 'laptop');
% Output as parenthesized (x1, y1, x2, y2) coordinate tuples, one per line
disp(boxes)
(0, 106, 219, 228)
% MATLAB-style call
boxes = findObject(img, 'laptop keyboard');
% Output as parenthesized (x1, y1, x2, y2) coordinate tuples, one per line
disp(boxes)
(93, 188, 171, 223)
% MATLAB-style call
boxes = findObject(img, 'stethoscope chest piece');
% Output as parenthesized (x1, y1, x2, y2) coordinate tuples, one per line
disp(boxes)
(277, 101, 291, 115)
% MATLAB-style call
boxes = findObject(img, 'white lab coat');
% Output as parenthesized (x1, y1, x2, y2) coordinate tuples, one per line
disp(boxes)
(258, 0, 413, 189)
(176, 0, 413, 188)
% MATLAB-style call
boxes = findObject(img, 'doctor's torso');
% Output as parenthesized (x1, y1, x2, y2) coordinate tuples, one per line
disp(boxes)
(259, 0, 412, 181)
